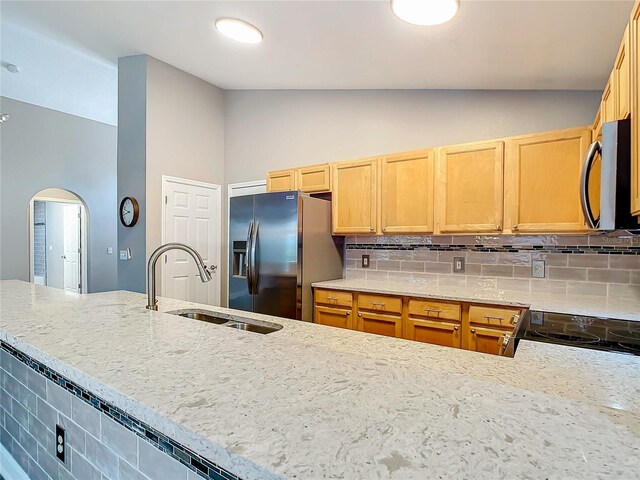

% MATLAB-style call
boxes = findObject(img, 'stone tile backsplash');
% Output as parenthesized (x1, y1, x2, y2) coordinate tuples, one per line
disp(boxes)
(344, 233, 640, 298)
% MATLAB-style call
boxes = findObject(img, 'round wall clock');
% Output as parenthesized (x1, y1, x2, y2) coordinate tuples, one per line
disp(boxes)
(119, 197, 139, 227)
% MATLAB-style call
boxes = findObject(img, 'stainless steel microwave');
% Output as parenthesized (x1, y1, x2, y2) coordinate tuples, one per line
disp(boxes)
(580, 119, 637, 231)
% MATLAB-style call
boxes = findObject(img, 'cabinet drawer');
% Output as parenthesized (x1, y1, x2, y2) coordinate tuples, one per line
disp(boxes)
(408, 298, 461, 321)
(314, 289, 353, 308)
(405, 318, 461, 348)
(357, 311, 402, 338)
(469, 305, 521, 329)
(314, 306, 352, 330)
(357, 293, 402, 315)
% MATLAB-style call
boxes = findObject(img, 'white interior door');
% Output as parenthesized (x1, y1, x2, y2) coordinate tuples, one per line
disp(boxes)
(62, 204, 81, 293)
(163, 177, 221, 305)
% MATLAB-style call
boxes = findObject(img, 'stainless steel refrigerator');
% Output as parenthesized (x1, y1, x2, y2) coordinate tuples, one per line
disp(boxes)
(228, 191, 343, 321)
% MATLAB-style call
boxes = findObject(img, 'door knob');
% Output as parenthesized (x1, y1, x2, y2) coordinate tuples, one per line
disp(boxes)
(60, 255, 66, 259)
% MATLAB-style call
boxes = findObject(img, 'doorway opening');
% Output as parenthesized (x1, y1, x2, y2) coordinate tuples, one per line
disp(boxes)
(29, 188, 88, 293)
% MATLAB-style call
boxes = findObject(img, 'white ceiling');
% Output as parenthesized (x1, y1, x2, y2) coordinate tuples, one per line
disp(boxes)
(1, 0, 634, 91)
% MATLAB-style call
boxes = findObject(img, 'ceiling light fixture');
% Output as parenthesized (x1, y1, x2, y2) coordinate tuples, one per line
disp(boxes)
(391, 0, 459, 26)
(215, 18, 263, 44)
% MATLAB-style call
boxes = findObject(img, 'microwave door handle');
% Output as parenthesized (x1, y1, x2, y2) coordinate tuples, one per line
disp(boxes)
(246, 221, 254, 294)
(251, 221, 259, 293)
(580, 140, 601, 229)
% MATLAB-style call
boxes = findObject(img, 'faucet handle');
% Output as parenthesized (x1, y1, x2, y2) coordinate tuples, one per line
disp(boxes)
(206, 264, 218, 273)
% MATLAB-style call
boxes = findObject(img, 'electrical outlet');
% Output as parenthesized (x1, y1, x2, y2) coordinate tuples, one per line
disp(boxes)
(453, 257, 465, 273)
(119, 248, 131, 261)
(55, 424, 65, 462)
(532, 259, 545, 278)
(362, 254, 370, 269)
(107, 247, 113, 255)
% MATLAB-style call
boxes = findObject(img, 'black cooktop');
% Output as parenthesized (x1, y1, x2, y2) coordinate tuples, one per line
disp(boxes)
(516, 310, 640, 356)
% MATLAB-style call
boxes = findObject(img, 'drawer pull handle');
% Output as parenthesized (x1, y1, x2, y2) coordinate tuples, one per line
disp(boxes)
(325, 296, 338, 301)
(484, 315, 504, 321)
(370, 302, 386, 307)
(423, 308, 443, 314)
(511, 314, 520, 325)
(498, 334, 511, 355)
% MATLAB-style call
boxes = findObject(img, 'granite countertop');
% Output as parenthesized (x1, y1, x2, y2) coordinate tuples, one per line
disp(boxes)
(1, 280, 639, 479)
(313, 278, 640, 321)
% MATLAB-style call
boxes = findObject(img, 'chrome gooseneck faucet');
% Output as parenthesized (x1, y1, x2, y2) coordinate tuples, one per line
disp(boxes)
(146, 243, 212, 310)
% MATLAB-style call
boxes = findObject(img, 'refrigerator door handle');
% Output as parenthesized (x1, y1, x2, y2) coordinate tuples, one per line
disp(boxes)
(251, 221, 259, 293)
(245, 221, 254, 294)
(580, 140, 601, 229)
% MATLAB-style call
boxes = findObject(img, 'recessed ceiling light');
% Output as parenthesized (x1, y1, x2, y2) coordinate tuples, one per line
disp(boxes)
(215, 18, 263, 44)
(391, 0, 459, 26)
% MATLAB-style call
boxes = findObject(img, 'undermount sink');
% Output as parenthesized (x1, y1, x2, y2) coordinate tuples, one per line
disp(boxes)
(176, 311, 229, 325)
(166, 309, 282, 335)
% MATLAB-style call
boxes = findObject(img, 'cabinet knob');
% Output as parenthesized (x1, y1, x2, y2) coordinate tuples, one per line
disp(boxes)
(346, 312, 350, 316)
(495, 225, 500, 230)
(512, 225, 518, 231)
(358, 313, 362, 317)
(369, 227, 375, 232)
(454, 326, 459, 331)
(470, 329, 476, 334)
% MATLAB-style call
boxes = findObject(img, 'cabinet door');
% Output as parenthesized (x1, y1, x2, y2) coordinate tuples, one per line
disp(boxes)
(592, 104, 603, 142)
(267, 169, 296, 192)
(602, 74, 616, 123)
(632, 1, 640, 215)
(380, 150, 434, 234)
(615, 26, 631, 120)
(465, 326, 508, 356)
(405, 318, 461, 348)
(297, 164, 331, 193)
(436, 141, 504, 233)
(314, 306, 353, 330)
(504, 127, 592, 232)
(356, 311, 402, 338)
(332, 159, 378, 234)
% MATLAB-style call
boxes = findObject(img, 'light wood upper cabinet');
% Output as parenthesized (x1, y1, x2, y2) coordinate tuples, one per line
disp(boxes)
(615, 25, 631, 120)
(602, 74, 616, 123)
(435, 141, 504, 233)
(592, 104, 603, 142)
(504, 127, 592, 232)
(267, 169, 296, 192)
(380, 150, 434, 234)
(297, 164, 331, 193)
(632, 1, 640, 216)
(332, 158, 378, 234)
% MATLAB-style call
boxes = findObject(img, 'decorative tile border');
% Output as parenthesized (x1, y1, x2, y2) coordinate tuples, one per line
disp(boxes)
(346, 243, 640, 255)
(0, 340, 242, 480)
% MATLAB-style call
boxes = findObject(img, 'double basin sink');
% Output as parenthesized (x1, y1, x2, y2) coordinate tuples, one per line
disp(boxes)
(167, 310, 283, 335)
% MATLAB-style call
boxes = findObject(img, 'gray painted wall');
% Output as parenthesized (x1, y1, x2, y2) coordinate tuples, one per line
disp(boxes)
(0, 97, 118, 292)
(223, 89, 602, 184)
(117, 55, 225, 294)
(117, 55, 148, 293)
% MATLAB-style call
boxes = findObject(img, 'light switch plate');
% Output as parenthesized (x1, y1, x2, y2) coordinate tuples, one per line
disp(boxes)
(107, 247, 113, 255)
(362, 254, 370, 269)
(532, 259, 545, 278)
(119, 248, 131, 261)
(453, 257, 465, 273)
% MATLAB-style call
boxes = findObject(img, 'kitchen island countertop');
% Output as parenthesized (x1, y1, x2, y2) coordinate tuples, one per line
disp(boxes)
(1, 280, 639, 479)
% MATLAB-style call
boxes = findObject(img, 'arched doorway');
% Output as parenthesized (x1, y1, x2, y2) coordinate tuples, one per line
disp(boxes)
(29, 188, 88, 293)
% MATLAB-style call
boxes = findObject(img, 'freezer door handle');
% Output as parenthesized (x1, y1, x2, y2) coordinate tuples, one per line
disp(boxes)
(246, 221, 254, 294)
(251, 221, 259, 294)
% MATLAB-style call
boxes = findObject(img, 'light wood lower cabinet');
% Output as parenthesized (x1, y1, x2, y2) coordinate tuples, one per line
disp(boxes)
(405, 318, 461, 348)
(314, 305, 353, 330)
(504, 126, 592, 232)
(356, 310, 402, 338)
(465, 326, 509, 356)
(313, 288, 522, 356)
